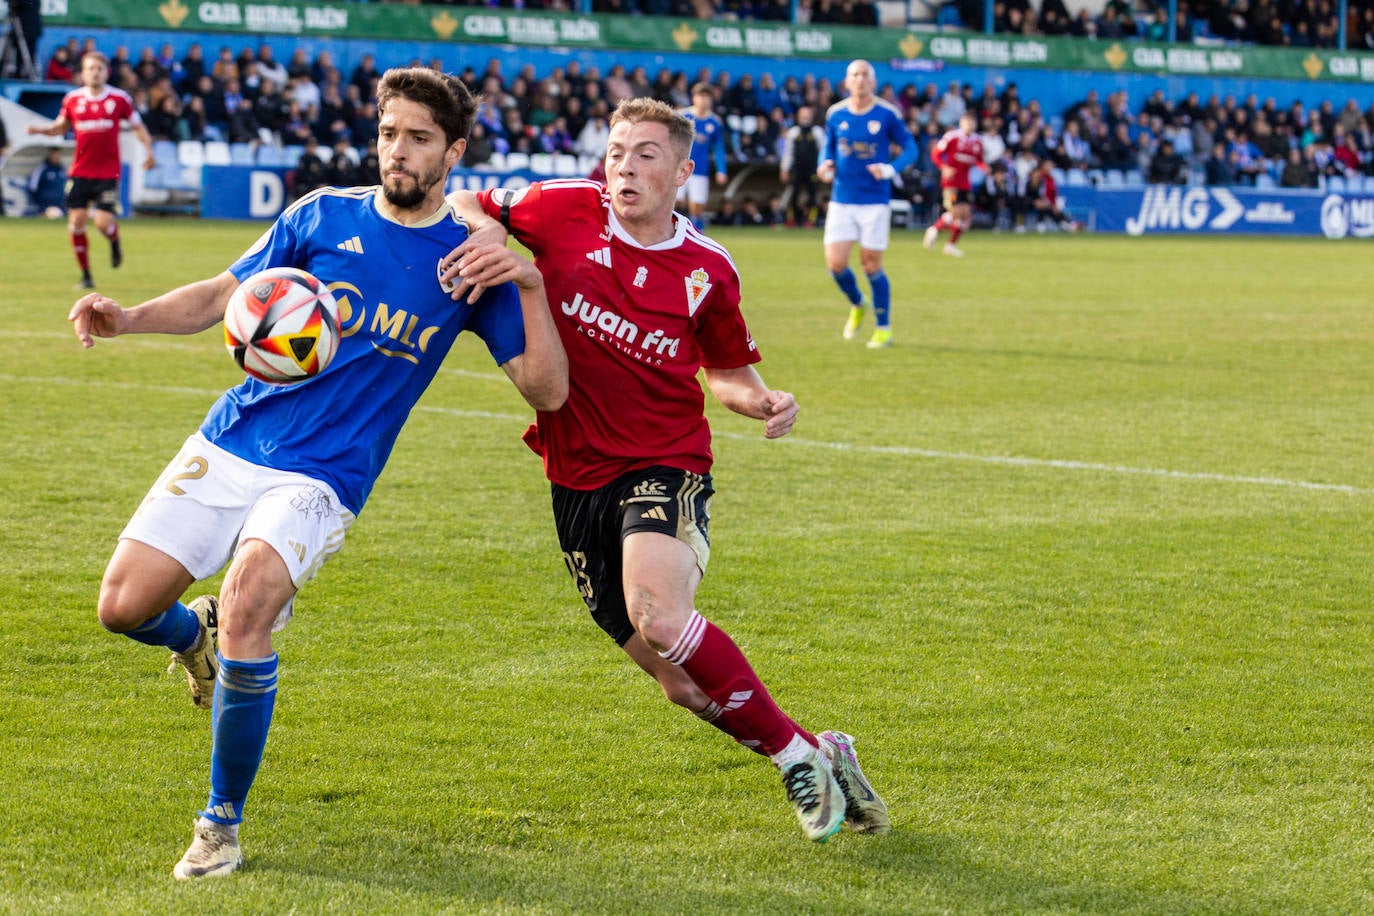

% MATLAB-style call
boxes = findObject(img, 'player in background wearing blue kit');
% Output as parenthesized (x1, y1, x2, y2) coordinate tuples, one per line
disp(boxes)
(817, 59, 918, 349)
(66, 67, 567, 880)
(677, 82, 729, 231)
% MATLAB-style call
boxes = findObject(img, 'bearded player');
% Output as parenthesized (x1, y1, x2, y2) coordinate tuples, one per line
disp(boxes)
(28, 51, 155, 289)
(67, 67, 566, 880)
(444, 97, 891, 842)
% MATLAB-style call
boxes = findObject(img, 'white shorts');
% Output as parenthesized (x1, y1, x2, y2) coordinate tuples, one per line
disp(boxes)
(676, 173, 710, 206)
(121, 432, 356, 631)
(823, 201, 892, 250)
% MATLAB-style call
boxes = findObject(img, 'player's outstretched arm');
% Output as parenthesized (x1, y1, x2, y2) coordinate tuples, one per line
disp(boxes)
(703, 365, 799, 440)
(69, 271, 240, 349)
(458, 242, 567, 412)
(27, 116, 71, 138)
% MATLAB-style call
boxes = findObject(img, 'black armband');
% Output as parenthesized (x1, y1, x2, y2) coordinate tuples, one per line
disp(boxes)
(499, 197, 512, 231)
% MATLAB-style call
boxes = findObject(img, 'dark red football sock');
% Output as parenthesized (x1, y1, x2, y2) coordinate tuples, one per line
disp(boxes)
(664, 612, 813, 757)
(71, 231, 90, 273)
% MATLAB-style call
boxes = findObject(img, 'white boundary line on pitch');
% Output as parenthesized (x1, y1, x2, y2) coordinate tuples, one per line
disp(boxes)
(13, 374, 1371, 496)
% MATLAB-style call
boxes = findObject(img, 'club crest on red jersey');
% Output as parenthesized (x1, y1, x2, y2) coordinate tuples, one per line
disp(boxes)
(685, 268, 711, 316)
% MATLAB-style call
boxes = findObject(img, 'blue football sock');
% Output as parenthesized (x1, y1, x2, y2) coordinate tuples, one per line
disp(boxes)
(868, 270, 891, 328)
(120, 601, 201, 653)
(831, 268, 863, 306)
(203, 654, 278, 826)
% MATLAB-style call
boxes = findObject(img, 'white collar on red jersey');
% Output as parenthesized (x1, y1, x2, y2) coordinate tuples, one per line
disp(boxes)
(605, 204, 688, 251)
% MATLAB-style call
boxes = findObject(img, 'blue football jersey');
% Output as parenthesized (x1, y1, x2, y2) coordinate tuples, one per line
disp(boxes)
(823, 99, 918, 206)
(682, 109, 728, 178)
(200, 187, 527, 514)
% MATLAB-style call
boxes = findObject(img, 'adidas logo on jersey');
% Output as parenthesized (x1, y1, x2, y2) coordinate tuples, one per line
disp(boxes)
(585, 247, 611, 267)
(640, 506, 668, 521)
(337, 236, 364, 254)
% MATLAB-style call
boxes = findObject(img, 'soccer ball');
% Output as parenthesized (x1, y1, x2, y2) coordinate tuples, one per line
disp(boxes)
(224, 267, 340, 385)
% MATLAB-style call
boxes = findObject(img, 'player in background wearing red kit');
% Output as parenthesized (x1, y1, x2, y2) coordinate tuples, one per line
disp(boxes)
(442, 97, 890, 843)
(28, 51, 155, 289)
(923, 111, 984, 258)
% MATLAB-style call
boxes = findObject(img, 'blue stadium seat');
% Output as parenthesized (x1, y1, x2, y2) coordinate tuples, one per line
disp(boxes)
(1065, 169, 1088, 187)
(936, 3, 966, 28)
(1327, 175, 1346, 192)
(255, 145, 286, 166)
(152, 140, 177, 169)
(176, 140, 205, 168)
(229, 143, 255, 166)
(203, 141, 232, 166)
(1255, 173, 1276, 190)
(1105, 169, 1125, 187)
(1124, 170, 1144, 187)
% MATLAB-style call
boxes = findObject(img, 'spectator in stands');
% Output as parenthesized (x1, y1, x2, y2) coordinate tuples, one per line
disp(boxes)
(180, 94, 209, 142)
(279, 99, 314, 147)
(1094, 121, 1136, 172)
(464, 122, 495, 167)
(1330, 125, 1363, 176)
(937, 81, 966, 128)
(537, 117, 575, 155)
(349, 53, 380, 102)
(1226, 128, 1265, 184)
(324, 138, 358, 187)
(1147, 138, 1187, 184)
(292, 137, 328, 200)
(252, 44, 287, 93)
(576, 112, 611, 160)
(351, 101, 379, 149)
(0, 116, 6, 215)
(603, 64, 634, 106)
(737, 195, 770, 225)
(1204, 141, 1239, 185)
(316, 84, 354, 145)
(29, 148, 68, 215)
(108, 45, 135, 91)
(1058, 119, 1091, 172)
(176, 43, 205, 91)
(224, 78, 262, 145)
(356, 138, 379, 185)
(714, 196, 741, 225)
(726, 73, 761, 118)
(252, 78, 289, 143)
(145, 92, 189, 142)
(45, 45, 76, 83)
(1279, 146, 1317, 187)
(1027, 158, 1079, 231)
(975, 161, 1023, 231)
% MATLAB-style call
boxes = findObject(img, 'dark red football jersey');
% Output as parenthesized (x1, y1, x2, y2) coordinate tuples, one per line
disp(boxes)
(476, 179, 760, 490)
(932, 129, 985, 191)
(60, 86, 141, 180)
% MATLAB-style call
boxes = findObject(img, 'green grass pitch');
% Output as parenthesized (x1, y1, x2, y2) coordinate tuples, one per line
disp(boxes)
(1, 216, 1372, 913)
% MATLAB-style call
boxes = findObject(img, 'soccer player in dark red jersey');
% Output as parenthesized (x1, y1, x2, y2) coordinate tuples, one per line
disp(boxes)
(443, 97, 889, 842)
(27, 51, 155, 289)
(924, 111, 985, 258)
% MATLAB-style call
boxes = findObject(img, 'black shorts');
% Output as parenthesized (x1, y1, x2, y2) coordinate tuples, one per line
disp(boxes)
(65, 177, 120, 213)
(942, 187, 972, 210)
(551, 466, 713, 646)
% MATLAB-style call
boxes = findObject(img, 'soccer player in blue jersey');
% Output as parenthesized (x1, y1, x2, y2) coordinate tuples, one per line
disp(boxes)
(817, 59, 918, 349)
(677, 82, 729, 231)
(66, 67, 567, 880)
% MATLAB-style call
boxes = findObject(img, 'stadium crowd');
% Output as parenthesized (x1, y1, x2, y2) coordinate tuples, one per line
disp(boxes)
(964, 0, 1374, 50)
(375, 0, 1374, 50)
(24, 37, 1374, 227)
